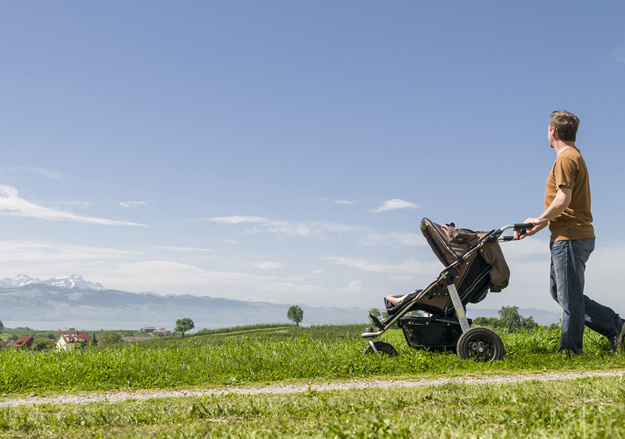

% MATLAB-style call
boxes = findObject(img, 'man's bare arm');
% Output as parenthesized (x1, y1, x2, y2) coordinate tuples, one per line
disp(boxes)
(516, 187, 572, 239)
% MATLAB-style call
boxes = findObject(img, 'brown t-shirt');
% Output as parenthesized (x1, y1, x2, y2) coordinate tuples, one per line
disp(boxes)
(545, 147, 595, 241)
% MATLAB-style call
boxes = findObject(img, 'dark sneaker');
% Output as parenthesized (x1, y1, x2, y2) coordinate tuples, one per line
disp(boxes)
(609, 322, 625, 352)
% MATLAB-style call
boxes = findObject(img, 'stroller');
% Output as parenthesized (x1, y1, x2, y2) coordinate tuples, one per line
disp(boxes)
(362, 218, 529, 362)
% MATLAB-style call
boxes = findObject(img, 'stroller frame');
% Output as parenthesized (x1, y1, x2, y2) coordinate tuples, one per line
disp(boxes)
(362, 220, 529, 362)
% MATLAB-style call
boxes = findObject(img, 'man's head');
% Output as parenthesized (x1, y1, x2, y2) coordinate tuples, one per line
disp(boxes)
(549, 110, 580, 142)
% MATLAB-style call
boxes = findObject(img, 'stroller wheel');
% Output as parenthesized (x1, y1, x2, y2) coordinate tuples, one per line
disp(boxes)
(456, 327, 504, 362)
(363, 341, 398, 358)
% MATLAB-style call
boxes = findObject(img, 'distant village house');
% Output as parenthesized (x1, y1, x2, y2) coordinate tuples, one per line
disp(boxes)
(141, 326, 170, 336)
(11, 336, 34, 349)
(56, 331, 91, 350)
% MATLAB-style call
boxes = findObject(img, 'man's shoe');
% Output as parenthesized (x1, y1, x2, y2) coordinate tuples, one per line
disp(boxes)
(609, 322, 625, 352)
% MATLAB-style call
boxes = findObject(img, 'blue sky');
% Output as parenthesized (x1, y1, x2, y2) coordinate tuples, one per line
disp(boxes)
(1, 2, 625, 318)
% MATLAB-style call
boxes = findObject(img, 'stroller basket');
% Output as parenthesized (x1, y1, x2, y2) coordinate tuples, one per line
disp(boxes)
(399, 315, 472, 350)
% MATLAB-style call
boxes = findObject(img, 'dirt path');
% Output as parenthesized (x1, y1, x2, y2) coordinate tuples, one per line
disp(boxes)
(2, 369, 624, 408)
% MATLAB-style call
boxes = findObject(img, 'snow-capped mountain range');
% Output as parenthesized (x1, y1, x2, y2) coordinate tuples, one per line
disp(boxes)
(0, 274, 105, 290)
(0, 274, 560, 329)
(0, 275, 371, 330)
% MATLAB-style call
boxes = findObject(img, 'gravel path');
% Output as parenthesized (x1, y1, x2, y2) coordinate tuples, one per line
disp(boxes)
(2, 369, 624, 408)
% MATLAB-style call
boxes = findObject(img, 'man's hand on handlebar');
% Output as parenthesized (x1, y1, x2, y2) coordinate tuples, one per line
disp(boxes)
(514, 218, 546, 239)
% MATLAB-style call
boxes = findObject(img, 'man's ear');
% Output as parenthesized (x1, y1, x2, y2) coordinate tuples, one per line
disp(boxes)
(550, 126, 560, 140)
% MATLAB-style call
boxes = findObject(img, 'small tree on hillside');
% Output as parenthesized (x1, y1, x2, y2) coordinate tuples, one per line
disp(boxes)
(474, 306, 540, 332)
(498, 306, 523, 332)
(175, 318, 195, 338)
(287, 305, 304, 326)
(33, 338, 53, 351)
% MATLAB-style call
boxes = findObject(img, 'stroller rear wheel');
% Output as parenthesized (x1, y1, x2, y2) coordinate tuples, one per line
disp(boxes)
(456, 327, 504, 362)
(363, 341, 398, 357)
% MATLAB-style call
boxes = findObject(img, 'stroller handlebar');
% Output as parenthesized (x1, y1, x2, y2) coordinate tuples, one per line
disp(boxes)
(498, 223, 534, 241)
(513, 223, 534, 230)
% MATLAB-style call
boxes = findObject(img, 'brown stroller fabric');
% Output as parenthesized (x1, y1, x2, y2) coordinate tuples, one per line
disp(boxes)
(384, 219, 510, 317)
(420, 219, 510, 292)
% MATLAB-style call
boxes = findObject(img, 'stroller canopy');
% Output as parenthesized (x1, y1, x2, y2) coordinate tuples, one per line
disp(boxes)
(421, 218, 510, 292)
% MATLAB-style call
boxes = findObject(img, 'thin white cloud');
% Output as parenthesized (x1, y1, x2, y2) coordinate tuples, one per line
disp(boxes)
(335, 199, 357, 205)
(342, 280, 363, 294)
(370, 199, 419, 213)
(150, 246, 213, 254)
(119, 201, 147, 208)
(324, 255, 433, 275)
(113, 261, 261, 286)
(48, 200, 94, 210)
(361, 232, 424, 247)
(202, 216, 280, 225)
(199, 215, 368, 238)
(0, 166, 64, 180)
(199, 215, 424, 247)
(0, 240, 136, 265)
(0, 185, 145, 226)
(250, 261, 285, 270)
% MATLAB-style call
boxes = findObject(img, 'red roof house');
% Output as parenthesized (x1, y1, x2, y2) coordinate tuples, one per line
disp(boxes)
(12, 336, 34, 349)
(56, 331, 92, 350)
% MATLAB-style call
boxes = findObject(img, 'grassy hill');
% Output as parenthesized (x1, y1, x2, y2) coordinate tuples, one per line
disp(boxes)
(1, 322, 624, 437)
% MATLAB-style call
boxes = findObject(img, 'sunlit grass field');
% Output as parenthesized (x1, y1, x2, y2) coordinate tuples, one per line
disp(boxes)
(2, 376, 624, 438)
(1, 324, 622, 395)
(1, 324, 624, 438)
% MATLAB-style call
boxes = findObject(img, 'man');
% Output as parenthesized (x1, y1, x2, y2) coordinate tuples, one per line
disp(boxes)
(516, 110, 625, 353)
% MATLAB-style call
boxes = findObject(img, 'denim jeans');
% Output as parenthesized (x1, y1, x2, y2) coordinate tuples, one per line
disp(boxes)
(550, 238, 623, 353)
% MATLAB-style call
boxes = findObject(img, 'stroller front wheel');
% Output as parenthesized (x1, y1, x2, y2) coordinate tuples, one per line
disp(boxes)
(363, 341, 398, 358)
(456, 327, 504, 362)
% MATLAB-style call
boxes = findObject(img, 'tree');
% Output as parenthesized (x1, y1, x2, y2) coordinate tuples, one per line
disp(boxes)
(99, 330, 122, 346)
(520, 315, 538, 331)
(0, 320, 4, 331)
(498, 306, 523, 332)
(33, 338, 53, 351)
(473, 307, 540, 332)
(175, 318, 195, 338)
(287, 305, 304, 326)
(472, 316, 499, 327)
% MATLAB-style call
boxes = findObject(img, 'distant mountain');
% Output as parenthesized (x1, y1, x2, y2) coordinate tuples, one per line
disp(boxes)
(0, 274, 105, 291)
(0, 274, 560, 330)
(0, 281, 370, 331)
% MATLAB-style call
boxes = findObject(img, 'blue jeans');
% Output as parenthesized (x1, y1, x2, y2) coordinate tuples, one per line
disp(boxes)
(550, 238, 623, 353)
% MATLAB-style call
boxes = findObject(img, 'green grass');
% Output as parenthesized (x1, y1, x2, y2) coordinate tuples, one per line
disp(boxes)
(148, 324, 363, 346)
(0, 324, 623, 397)
(1, 376, 624, 438)
(1, 324, 625, 437)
